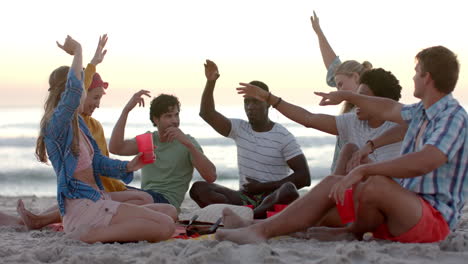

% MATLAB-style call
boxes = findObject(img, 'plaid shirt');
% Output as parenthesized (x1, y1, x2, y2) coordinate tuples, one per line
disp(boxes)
(44, 70, 133, 216)
(400, 94, 468, 230)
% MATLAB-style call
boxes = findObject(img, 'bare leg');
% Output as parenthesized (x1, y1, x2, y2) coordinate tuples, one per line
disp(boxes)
(77, 203, 175, 243)
(0, 211, 22, 226)
(189, 181, 242, 208)
(142, 203, 178, 221)
(110, 190, 153, 205)
(349, 175, 422, 238)
(216, 175, 341, 244)
(16, 200, 61, 230)
(252, 182, 299, 219)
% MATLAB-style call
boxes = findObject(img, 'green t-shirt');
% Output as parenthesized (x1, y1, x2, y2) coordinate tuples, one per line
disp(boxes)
(140, 131, 202, 209)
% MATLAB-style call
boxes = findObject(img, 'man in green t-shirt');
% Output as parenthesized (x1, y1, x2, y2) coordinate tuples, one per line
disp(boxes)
(109, 90, 217, 210)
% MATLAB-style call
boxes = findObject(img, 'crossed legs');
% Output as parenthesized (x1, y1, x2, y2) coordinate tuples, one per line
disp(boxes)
(190, 181, 299, 219)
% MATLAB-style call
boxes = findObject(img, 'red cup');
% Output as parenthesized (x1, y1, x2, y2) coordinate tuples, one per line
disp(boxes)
(135, 133, 156, 164)
(336, 188, 355, 224)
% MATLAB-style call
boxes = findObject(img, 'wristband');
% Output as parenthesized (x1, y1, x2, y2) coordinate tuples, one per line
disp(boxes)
(273, 97, 282, 108)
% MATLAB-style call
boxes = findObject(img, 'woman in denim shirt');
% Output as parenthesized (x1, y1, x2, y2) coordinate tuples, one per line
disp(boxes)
(35, 36, 176, 243)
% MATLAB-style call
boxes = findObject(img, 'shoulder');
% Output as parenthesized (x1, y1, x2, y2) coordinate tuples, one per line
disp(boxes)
(271, 123, 296, 139)
(401, 102, 423, 122)
(230, 118, 248, 127)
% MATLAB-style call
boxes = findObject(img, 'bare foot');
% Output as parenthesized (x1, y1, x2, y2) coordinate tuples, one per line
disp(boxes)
(222, 208, 254, 229)
(216, 226, 267, 244)
(16, 199, 43, 230)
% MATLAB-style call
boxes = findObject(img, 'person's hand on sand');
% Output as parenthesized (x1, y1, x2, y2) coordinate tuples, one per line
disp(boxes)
(126, 152, 146, 172)
(124, 90, 151, 112)
(90, 34, 108, 66)
(56, 35, 81, 55)
(310, 11, 322, 35)
(346, 146, 372, 173)
(314, 91, 346, 106)
(243, 178, 266, 194)
(236, 83, 269, 101)
(163, 127, 191, 146)
(204, 60, 220, 81)
(329, 166, 365, 205)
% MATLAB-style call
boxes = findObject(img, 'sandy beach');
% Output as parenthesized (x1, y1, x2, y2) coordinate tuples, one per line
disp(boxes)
(0, 196, 467, 264)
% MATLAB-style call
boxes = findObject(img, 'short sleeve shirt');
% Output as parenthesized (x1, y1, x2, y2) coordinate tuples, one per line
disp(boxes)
(228, 119, 303, 189)
(399, 94, 468, 230)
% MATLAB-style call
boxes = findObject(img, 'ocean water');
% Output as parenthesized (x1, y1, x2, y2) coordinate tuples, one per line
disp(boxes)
(0, 105, 340, 197)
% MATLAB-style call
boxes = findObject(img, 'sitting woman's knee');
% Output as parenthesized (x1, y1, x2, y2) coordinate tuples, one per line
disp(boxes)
(140, 192, 154, 204)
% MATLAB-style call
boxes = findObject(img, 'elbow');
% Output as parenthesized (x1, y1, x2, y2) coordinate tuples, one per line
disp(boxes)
(199, 110, 210, 122)
(300, 169, 312, 188)
(199, 164, 217, 183)
(108, 142, 120, 155)
(207, 167, 218, 183)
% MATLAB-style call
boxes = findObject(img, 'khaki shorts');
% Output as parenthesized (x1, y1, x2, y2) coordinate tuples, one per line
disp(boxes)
(63, 192, 121, 233)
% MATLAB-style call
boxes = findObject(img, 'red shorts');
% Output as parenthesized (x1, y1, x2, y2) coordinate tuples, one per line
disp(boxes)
(373, 197, 449, 243)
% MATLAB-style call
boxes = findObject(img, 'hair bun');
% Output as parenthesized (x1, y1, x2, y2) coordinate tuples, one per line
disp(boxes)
(362, 61, 373, 70)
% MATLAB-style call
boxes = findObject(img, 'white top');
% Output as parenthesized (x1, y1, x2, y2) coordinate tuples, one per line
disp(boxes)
(336, 113, 402, 162)
(228, 119, 303, 189)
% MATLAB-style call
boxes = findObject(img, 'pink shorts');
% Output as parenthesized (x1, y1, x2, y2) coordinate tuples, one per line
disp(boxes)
(63, 192, 121, 233)
(373, 197, 450, 243)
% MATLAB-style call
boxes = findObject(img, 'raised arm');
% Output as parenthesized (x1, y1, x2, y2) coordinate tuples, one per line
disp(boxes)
(109, 90, 150, 155)
(48, 36, 83, 138)
(199, 60, 232, 137)
(237, 83, 338, 135)
(56, 36, 82, 81)
(84, 34, 108, 90)
(315, 90, 405, 124)
(311, 11, 337, 69)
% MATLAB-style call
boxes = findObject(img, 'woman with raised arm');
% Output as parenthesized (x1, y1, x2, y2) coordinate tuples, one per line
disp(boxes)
(35, 35, 176, 243)
(311, 11, 373, 170)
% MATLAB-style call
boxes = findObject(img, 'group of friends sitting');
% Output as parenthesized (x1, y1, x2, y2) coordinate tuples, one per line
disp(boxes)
(1, 12, 466, 245)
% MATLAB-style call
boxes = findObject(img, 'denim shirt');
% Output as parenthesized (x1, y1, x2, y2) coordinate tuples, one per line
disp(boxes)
(44, 70, 133, 216)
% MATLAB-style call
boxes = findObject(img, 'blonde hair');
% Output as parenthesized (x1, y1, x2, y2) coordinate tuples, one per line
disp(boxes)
(335, 60, 373, 113)
(35, 66, 80, 163)
(335, 60, 373, 77)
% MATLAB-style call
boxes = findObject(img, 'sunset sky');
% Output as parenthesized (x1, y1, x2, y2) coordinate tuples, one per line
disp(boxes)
(1, 0, 467, 108)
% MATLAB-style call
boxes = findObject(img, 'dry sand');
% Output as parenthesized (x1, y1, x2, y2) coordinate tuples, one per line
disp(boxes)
(1, 196, 467, 264)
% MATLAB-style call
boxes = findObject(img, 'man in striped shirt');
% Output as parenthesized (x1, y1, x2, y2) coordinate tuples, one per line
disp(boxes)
(190, 60, 311, 219)
(217, 46, 467, 244)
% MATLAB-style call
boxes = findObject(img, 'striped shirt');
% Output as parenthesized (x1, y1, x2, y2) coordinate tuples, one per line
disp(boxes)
(228, 119, 303, 189)
(400, 94, 468, 230)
